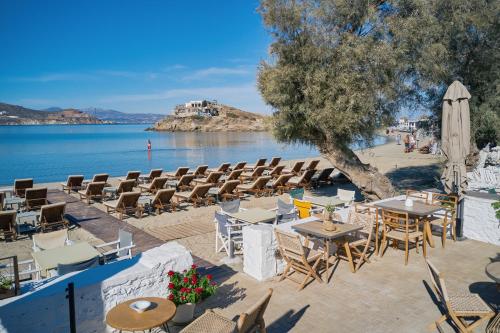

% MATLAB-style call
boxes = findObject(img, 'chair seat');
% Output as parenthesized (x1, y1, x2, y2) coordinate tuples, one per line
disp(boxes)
(304, 248, 323, 262)
(449, 293, 494, 315)
(287, 176, 301, 185)
(386, 230, 423, 241)
(104, 200, 118, 209)
(138, 183, 152, 190)
(174, 191, 192, 200)
(487, 312, 500, 333)
(237, 184, 253, 191)
(429, 217, 447, 226)
(180, 310, 236, 333)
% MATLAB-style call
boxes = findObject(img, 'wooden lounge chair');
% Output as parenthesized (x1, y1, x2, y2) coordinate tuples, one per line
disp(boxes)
(206, 162, 231, 174)
(380, 209, 424, 265)
(167, 174, 196, 191)
(39, 202, 68, 232)
(215, 180, 241, 202)
(118, 171, 141, 184)
(189, 165, 209, 178)
(0, 211, 17, 241)
(311, 168, 334, 187)
(301, 160, 320, 173)
(231, 161, 247, 171)
(117, 179, 136, 194)
(192, 172, 223, 186)
(240, 166, 267, 183)
(78, 182, 106, 204)
(104, 192, 143, 220)
(90, 173, 109, 183)
(151, 189, 177, 214)
(425, 259, 494, 333)
(25, 188, 48, 211)
(275, 229, 324, 290)
(406, 189, 429, 203)
(283, 161, 305, 176)
(287, 169, 316, 189)
(245, 158, 267, 171)
(236, 176, 272, 197)
(344, 210, 376, 272)
(429, 194, 458, 248)
(61, 175, 84, 193)
(225, 169, 244, 182)
(173, 184, 214, 207)
(141, 169, 163, 183)
(164, 167, 190, 180)
(267, 157, 281, 170)
(138, 176, 168, 194)
(268, 165, 285, 179)
(269, 174, 294, 194)
(14, 178, 33, 198)
(180, 289, 273, 333)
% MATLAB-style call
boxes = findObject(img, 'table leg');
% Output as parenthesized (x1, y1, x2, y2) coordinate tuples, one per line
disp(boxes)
(162, 322, 171, 333)
(425, 219, 435, 248)
(374, 212, 380, 255)
(343, 237, 355, 273)
(325, 240, 330, 280)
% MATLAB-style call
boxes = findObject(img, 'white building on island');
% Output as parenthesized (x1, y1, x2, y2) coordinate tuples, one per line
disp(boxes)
(174, 100, 219, 118)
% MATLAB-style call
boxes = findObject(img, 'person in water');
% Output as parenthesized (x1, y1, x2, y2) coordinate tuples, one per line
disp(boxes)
(147, 139, 152, 150)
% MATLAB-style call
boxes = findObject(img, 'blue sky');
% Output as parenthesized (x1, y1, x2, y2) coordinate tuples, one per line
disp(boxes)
(0, 1, 272, 114)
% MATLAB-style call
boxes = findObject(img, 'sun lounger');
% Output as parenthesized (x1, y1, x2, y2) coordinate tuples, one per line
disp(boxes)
(282, 161, 305, 176)
(104, 192, 143, 220)
(188, 165, 209, 178)
(0, 211, 17, 241)
(61, 175, 84, 193)
(167, 174, 196, 191)
(225, 169, 244, 182)
(230, 161, 247, 171)
(173, 184, 214, 207)
(301, 160, 320, 173)
(268, 165, 285, 178)
(151, 189, 177, 214)
(267, 157, 281, 170)
(91, 173, 109, 183)
(311, 167, 334, 187)
(39, 202, 68, 232)
(236, 176, 272, 197)
(206, 162, 231, 174)
(269, 174, 294, 194)
(164, 167, 190, 180)
(240, 166, 267, 183)
(118, 171, 141, 185)
(287, 169, 316, 189)
(25, 187, 48, 211)
(14, 178, 33, 198)
(138, 176, 168, 194)
(214, 180, 241, 202)
(245, 158, 267, 171)
(192, 172, 223, 186)
(78, 182, 106, 204)
(139, 169, 163, 183)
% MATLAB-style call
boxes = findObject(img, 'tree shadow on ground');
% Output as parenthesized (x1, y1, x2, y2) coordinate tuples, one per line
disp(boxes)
(386, 164, 443, 192)
(266, 304, 310, 332)
(196, 281, 247, 314)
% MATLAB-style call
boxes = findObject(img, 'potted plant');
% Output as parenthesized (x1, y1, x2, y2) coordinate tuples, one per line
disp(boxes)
(0, 273, 13, 300)
(322, 204, 337, 231)
(167, 265, 217, 324)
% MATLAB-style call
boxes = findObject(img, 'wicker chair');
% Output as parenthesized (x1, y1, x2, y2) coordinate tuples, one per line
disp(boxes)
(425, 259, 494, 333)
(236, 176, 272, 197)
(429, 194, 458, 248)
(14, 178, 33, 198)
(0, 211, 17, 241)
(24, 188, 48, 211)
(39, 202, 68, 232)
(275, 229, 324, 290)
(61, 175, 84, 193)
(380, 209, 425, 265)
(151, 189, 176, 214)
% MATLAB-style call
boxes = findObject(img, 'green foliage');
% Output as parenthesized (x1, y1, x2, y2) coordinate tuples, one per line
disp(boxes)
(492, 201, 500, 220)
(258, 0, 500, 149)
(0, 273, 12, 290)
(166, 265, 217, 305)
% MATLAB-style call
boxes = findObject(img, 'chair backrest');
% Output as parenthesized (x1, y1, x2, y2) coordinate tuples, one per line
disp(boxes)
(0, 211, 16, 232)
(316, 168, 334, 181)
(251, 166, 267, 178)
(148, 169, 163, 180)
(218, 180, 240, 196)
(293, 199, 312, 218)
(425, 259, 449, 304)
(252, 176, 272, 190)
(338, 189, 355, 203)
(381, 209, 413, 232)
(217, 162, 231, 173)
(14, 178, 33, 197)
(174, 167, 190, 178)
(432, 194, 458, 218)
(227, 169, 243, 181)
(86, 182, 106, 195)
(25, 188, 48, 209)
(193, 165, 208, 177)
(118, 179, 136, 193)
(57, 256, 99, 276)
(151, 176, 168, 190)
(406, 189, 429, 203)
(289, 188, 304, 201)
(118, 229, 133, 257)
(178, 174, 196, 187)
(220, 199, 240, 214)
(347, 210, 375, 234)
(190, 184, 212, 199)
(125, 171, 141, 181)
(0, 192, 4, 211)
(299, 169, 317, 185)
(272, 174, 293, 188)
(117, 192, 141, 209)
(269, 165, 285, 177)
(253, 158, 267, 168)
(274, 229, 306, 261)
(268, 157, 281, 168)
(92, 173, 109, 183)
(206, 172, 223, 184)
(290, 161, 305, 173)
(214, 211, 230, 237)
(66, 175, 84, 187)
(33, 229, 68, 251)
(40, 202, 66, 225)
(303, 160, 320, 171)
(233, 161, 247, 170)
(237, 288, 274, 333)
(277, 198, 297, 223)
(152, 189, 176, 206)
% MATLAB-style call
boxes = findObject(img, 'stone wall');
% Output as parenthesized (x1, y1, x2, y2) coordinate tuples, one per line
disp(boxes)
(463, 193, 500, 246)
(0, 242, 193, 333)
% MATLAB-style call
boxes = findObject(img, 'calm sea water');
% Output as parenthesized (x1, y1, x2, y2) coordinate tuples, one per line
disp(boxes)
(0, 125, 386, 186)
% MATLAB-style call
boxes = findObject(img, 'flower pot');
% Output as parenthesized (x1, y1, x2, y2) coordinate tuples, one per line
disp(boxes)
(322, 219, 337, 232)
(172, 303, 196, 324)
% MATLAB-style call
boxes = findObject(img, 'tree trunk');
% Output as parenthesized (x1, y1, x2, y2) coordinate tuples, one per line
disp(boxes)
(319, 142, 396, 201)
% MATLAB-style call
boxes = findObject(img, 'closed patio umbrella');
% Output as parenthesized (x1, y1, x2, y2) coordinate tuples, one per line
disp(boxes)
(441, 80, 471, 195)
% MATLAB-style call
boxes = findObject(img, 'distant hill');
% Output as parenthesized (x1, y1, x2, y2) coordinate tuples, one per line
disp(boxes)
(150, 104, 270, 132)
(81, 107, 165, 124)
(0, 103, 103, 125)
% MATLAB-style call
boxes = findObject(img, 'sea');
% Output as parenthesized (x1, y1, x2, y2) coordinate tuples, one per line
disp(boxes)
(0, 124, 387, 186)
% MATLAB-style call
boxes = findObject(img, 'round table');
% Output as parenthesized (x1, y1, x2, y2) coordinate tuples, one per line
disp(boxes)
(486, 261, 500, 291)
(106, 297, 176, 332)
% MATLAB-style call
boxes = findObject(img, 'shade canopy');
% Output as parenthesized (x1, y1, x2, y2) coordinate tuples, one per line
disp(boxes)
(441, 81, 471, 195)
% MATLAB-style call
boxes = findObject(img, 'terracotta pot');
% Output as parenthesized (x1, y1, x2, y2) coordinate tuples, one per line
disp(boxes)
(172, 303, 196, 324)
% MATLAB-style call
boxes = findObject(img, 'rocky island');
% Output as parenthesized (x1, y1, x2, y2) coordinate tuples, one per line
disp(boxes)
(149, 100, 270, 132)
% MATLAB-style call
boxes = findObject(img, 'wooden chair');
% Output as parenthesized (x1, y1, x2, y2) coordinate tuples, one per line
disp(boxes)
(245, 158, 267, 171)
(192, 171, 223, 186)
(231, 161, 247, 171)
(301, 160, 320, 173)
(269, 174, 294, 194)
(78, 182, 106, 204)
(0, 211, 17, 241)
(216, 180, 241, 202)
(429, 194, 458, 248)
(165, 167, 190, 180)
(274, 229, 324, 290)
(61, 175, 84, 193)
(142, 169, 163, 182)
(14, 178, 33, 198)
(380, 209, 424, 265)
(425, 259, 494, 333)
(104, 192, 143, 220)
(283, 161, 305, 176)
(172, 174, 196, 191)
(268, 165, 285, 179)
(118, 171, 141, 184)
(311, 168, 334, 187)
(406, 189, 429, 203)
(236, 176, 272, 197)
(287, 169, 316, 189)
(240, 166, 267, 183)
(267, 157, 281, 170)
(293, 199, 313, 218)
(237, 288, 273, 333)
(138, 176, 168, 194)
(25, 188, 48, 211)
(173, 184, 214, 207)
(90, 173, 109, 183)
(189, 165, 209, 178)
(117, 179, 136, 194)
(39, 202, 68, 232)
(345, 210, 376, 272)
(207, 162, 231, 174)
(151, 189, 176, 214)
(225, 169, 244, 182)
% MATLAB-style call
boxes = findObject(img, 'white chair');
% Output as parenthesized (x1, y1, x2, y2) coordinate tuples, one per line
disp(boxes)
(219, 199, 247, 214)
(94, 229, 135, 263)
(32, 229, 70, 252)
(337, 189, 355, 207)
(214, 211, 248, 257)
(271, 198, 297, 225)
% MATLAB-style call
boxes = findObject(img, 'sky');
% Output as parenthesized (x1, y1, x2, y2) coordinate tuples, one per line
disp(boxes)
(0, 0, 272, 115)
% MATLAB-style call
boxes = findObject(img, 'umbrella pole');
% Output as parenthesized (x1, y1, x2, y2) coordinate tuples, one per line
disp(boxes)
(453, 169, 466, 240)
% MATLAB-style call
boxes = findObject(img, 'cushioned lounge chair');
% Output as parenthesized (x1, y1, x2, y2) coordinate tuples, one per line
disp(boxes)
(61, 175, 85, 193)
(25, 187, 48, 211)
(215, 180, 241, 202)
(140, 169, 163, 183)
(231, 161, 247, 171)
(239, 166, 267, 183)
(244, 158, 267, 171)
(311, 168, 335, 187)
(0, 210, 17, 241)
(192, 172, 223, 186)
(165, 167, 190, 180)
(206, 162, 231, 174)
(269, 174, 294, 194)
(282, 161, 305, 176)
(188, 165, 209, 178)
(173, 184, 214, 208)
(104, 192, 143, 220)
(225, 169, 244, 182)
(138, 176, 168, 194)
(267, 157, 281, 170)
(268, 165, 285, 179)
(78, 182, 106, 204)
(14, 178, 33, 198)
(167, 174, 196, 191)
(118, 171, 141, 184)
(151, 188, 177, 214)
(236, 176, 272, 197)
(39, 202, 68, 232)
(287, 169, 316, 189)
(301, 160, 320, 173)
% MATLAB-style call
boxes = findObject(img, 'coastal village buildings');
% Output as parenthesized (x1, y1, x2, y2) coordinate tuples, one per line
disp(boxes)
(173, 99, 220, 118)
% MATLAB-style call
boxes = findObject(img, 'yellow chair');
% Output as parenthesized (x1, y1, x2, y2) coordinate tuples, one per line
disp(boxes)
(293, 199, 312, 218)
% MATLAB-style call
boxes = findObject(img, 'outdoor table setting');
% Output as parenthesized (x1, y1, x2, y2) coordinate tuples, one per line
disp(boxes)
(106, 297, 176, 333)
(304, 195, 346, 208)
(16, 210, 40, 234)
(226, 207, 276, 225)
(103, 186, 119, 199)
(4, 196, 25, 210)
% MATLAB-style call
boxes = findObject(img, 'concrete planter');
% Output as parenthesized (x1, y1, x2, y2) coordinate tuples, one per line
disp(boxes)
(172, 303, 195, 324)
